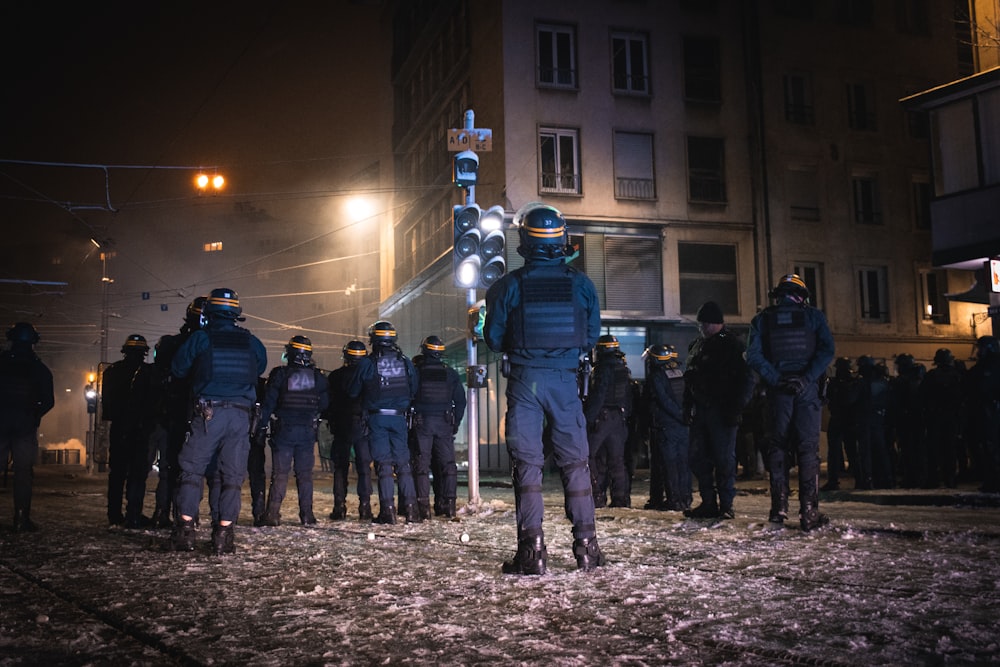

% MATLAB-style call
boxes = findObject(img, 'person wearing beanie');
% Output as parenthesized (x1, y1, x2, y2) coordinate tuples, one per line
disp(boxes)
(683, 301, 753, 520)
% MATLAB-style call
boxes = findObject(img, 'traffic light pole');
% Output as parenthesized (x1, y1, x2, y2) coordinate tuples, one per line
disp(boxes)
(462, 109, 482, 509)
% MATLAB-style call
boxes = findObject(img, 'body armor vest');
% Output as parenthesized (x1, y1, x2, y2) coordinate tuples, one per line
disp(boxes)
(599, 361, 631, 409)
(275, 366, 322, 420)
(370, 349, 409, 401)
(0, 355, 37, 410)
(508, 266, 587, 350)
(665, 368, 686, 406)
(202, 328, 257, 387)
(764, 304, 815, 370)
(416, 363, 451, 411)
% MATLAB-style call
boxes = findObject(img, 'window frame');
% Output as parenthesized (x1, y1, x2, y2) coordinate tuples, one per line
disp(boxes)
(783, 72, 815, 125)
(677, 242, 739, 316)
(857, 265, 890, 323)
(847, 81, 878, 131)
(851, 173, 883, 225)
(686, 136, 727, 204)
(539, 126, 581, 195)
(611, 30, 650, 96)
(536, 23, 577, 89)
(920, 268, 951, 324)
(792, 261, 825, 312)
(682, 35, 722, 103)
(613, 130, 656, 200)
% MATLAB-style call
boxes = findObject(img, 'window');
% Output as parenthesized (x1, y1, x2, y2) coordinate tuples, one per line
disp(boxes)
(784, 72, 815, 125)
(911, 178, 931, 230)
(203, 241, 223, 252)
(678, 242, 738, 315)
(847, 82, 877, 131)
(793, 261, 824, 311)
(611, 31, 649, 95)
(683, 36, 721, 103)
(537, 23, 576, 88)
(857, 266, 889, 322)
(564, 232, 663, 315)
(895, 0, 929, 35)
(687, 136, 726, 203)
(838, 0, 874, 25)
(920, 269, 950, 324)
(852, 174, 882, 224)
(931, 99, 979, 195)
(613, 131, 655, 200)
(539, 127, 580, 194)
(907, 108, 929, 139)
(787, 167, 820, 221)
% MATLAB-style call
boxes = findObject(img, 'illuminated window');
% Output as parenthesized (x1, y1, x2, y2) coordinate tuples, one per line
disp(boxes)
(539, 127, 580, 194)
(203, 241, 223, 252)
(920, 268, 950, 324)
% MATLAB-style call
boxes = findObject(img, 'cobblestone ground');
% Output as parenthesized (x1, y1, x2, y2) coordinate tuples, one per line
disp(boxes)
(2, 465, 999, 666)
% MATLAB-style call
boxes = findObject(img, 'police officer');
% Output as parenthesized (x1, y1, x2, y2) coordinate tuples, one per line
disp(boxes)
(965, 336, 1000, 492)
(584, 334, 633, 508)
(348, 321, 419, 525)
(890, 353, 924, 488)
(484, 202, 605, 574)
(257, 335, 329, 526)
(746, 274, 835, 530)
(683, 301, 752, 520)
(0, 322, 54, 532)
(822, 357, 861, 491)
(248, 376, 268, 525)
(170, 288, 267, 554)
(643, 344, 692, 512)
(102, 334, 157, 528)
(327, 340, 372, 521)
(149, 296, 206, 528)
(919, 348, 964, 488)
(409, 335, 467, 520)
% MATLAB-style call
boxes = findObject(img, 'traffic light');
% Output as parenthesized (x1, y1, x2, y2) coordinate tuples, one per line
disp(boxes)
(85, 383, 98, 414)
(453, 204, 507, 290)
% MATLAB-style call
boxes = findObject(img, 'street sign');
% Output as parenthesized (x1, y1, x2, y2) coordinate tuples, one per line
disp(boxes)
(448, 128, 493, 152)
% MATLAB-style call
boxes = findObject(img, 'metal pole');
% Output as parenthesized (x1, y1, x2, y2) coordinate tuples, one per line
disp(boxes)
(463, 109, 481, 509)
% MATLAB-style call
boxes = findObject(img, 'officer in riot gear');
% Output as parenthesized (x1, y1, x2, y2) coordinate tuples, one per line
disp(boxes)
(170, 288, 267, 554)
(327, 340, 372, 520)
(584, 334, 633, 508)
(0, 322, 54, 532)
(643, 344, 692, 512)
(248, 376, 268, 525)
(410, 335, 467, 520)
(150, 296, 206, 528)
(102, 334, 157, 528)
(821, 357, 861, 491)
(256, 335, 329, 526)
(347, 321, 419, 524)
(919, 348, 964, 488)
(746, 274, 836, 530)
(890, 352, 924, 487)
(684, 301, 752, 520)
(484, 202, 605, 574)
(965, 336, 1000, 492)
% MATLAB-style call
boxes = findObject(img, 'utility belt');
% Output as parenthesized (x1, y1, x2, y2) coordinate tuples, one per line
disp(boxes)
(368, 408, 406, 417)
(194, 398, 252, 431)
(598, 406, 626, 421)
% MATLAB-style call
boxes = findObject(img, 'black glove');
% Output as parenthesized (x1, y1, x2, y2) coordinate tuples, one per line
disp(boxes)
(777, 375, 808, 396)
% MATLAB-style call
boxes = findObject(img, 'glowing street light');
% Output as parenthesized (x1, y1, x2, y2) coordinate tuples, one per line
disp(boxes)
(195, 172, 225, 193)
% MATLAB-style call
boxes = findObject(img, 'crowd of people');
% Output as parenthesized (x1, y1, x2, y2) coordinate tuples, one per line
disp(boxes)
(4, 203, 1000, 573)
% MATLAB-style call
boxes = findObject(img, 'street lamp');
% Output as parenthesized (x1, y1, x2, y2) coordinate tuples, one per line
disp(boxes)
(195, 172, 225, 193)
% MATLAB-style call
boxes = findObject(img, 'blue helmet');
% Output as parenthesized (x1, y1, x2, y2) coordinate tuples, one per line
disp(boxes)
(6, 322, 39, 345)
(285, 335, 313, 366)
(514, 202, 568, 259)
(204, 288, 242, 319)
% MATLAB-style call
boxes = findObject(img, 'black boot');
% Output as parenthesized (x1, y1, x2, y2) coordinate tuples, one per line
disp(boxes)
(251, 491, 266, 526)
(443, 498, 457, 519)
(212, 524, 235, 555)
(417, 500, 432, 521)
(684, 500, 720, 519)
(800, 504, 829, 532)
(171, 518, 196, 551)
(404, 503, 421, 524)
(358, 502, 373, 521)
(573, 537, 606, 571)
(501, 533, 547, 575)
(151, 507, 173, 529)
(373, 505, 397, 525)
(13, 509, 38, 533)
(768, 491, 789, 524)
(300, 508, 317, 526)
(328, 503, 347, 521)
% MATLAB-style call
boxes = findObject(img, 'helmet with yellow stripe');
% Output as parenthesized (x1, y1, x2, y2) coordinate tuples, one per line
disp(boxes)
(772, 273, 810, 302)
(204, 287, 243, 319)
(285, 335, 313, 366)
(514, 202, 569, 260)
